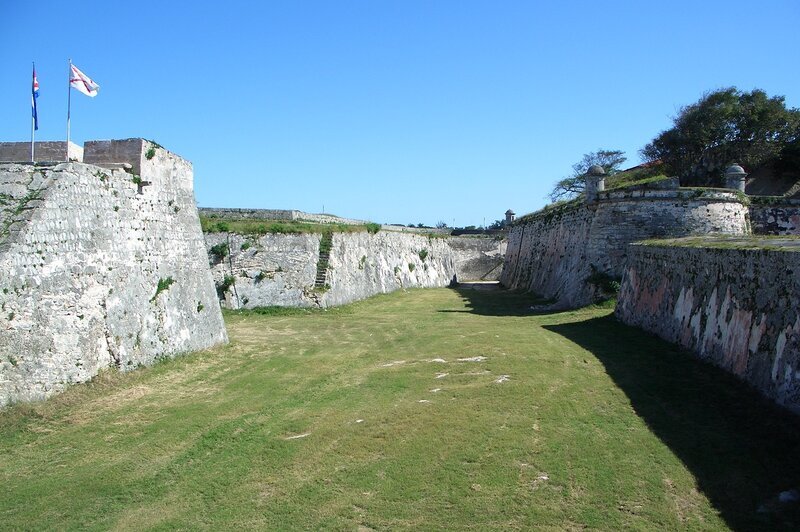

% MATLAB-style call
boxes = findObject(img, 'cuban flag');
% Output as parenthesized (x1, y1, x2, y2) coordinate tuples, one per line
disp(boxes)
(32, 65, 39, 130)
(69, 64, 99, 97)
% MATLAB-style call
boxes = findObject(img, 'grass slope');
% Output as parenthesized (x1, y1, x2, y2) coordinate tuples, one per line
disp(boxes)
(2, 288, 799, 530)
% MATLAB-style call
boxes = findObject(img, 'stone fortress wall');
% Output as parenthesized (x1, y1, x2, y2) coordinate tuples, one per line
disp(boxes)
(198, 207, 451, 234)
(616, 239, 800, 413)
(501, 170, 800, 411)
(500, 184, 751, 308)
(205, 231, 506, 309)
(0, 141, 84, 163)
(0, 139, 227, 407)
(749, 199, 800, 235)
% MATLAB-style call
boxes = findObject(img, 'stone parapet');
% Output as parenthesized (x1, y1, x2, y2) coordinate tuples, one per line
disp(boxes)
(0, 141, 83, 163)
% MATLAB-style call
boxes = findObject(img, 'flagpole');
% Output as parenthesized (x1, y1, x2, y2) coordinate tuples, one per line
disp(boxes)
(66, 59, 72, 161)
(31, 62, 35, 162)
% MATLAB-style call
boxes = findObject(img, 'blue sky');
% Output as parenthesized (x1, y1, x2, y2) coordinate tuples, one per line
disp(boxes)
(2, 1, 799, 226)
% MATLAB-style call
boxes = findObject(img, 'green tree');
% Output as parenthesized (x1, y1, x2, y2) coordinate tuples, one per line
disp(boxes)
(548, 149, 627, 202)
(640, 87, 800, 185)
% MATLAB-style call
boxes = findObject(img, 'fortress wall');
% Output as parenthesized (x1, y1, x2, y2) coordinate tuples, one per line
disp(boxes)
(0, 141, 83, 163)
(750, 202, 800, 235)
(500, 190, 749, 307)
(500, 206, 595, 307)
(616, 242, 800, 413)
(0, 142, 227, 407)
(205, 231, 506, 309)
(206, 232, 322, 308)
(197, 207, 369, 226)
(445, 235, 507, 281)
(199, 208, 297, 222)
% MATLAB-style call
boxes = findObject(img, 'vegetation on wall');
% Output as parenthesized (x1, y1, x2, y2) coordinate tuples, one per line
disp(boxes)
(209, 242, 229, 262)
(200, 216, 380, 236)
(149, 277, 175, 302)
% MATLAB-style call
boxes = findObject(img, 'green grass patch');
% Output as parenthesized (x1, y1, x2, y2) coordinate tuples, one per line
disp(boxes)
(603, 162, 669, 190)
(637, 234, 800, 252)
(2, 289, 799, 529)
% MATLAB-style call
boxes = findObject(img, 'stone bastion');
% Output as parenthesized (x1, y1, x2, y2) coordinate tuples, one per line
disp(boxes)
(0, 139, 228, 407)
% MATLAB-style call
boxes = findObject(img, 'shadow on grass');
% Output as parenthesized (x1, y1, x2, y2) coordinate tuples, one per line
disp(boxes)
(545, 314, 800, 531)
(439, 284, 556, 317)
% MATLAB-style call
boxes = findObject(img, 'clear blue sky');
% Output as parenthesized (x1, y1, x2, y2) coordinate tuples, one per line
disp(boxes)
(2, 1, 799, 226)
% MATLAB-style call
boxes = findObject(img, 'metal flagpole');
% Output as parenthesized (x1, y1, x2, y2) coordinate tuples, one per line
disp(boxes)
(31, 62, 35, 162)
(66, 59, 72, 161)
(31, 63, 36, 162)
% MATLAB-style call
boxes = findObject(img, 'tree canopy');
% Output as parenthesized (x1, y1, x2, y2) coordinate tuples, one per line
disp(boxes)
(548, 149, 627, 202)
(640, 88, 800, 186)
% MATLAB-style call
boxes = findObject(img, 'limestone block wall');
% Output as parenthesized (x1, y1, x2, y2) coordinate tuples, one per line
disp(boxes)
(750, 201, 800, 235)
(500, 189, 750, 307)
(615, 241, 800, 413)
(206, 232, 322, 308)
(501, 206, 595, 308)
(0, 141, 83, 163)
(0, 143, 227, 407)
(588, 189, 750, 279)
(446, 236, 507, 281)
(206, 231, 506, 309)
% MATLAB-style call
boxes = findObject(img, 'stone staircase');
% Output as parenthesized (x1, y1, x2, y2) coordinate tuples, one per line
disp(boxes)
(314, 232, 333, 288)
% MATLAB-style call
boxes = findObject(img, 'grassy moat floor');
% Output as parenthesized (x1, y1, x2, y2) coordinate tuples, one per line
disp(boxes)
(2, 288, 800, 530)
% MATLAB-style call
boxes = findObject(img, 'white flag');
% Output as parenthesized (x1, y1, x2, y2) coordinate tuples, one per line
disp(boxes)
(70, 64, 99, 97)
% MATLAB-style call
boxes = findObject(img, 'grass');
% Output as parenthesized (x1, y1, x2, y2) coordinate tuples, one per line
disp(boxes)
(200, 216, 379, 235)
(1, 288, 800, 530)
(637, 234, 800, 252)
(603, 162, 670, 191)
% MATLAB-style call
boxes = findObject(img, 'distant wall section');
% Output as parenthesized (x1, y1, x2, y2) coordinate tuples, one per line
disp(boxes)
(198, 207, 369, 226)
(500, 188, 750, 307)
(205, 232, 506, 309)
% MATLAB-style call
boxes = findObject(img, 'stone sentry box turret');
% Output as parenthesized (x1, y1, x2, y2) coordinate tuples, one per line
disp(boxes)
(584, 164, 606, 202)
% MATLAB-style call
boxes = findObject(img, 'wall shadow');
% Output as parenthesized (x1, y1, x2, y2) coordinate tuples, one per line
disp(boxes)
(545, 314, 800, 531)
(440, 284, 555, 317)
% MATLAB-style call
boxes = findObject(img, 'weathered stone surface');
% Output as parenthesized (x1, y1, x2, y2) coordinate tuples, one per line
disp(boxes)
(206, 232, 506, 309)
(500, 189, 750, 307)
(0, 141, 227, 407)
(750, 202, 800, 235)
(616, 240, 800, 413)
